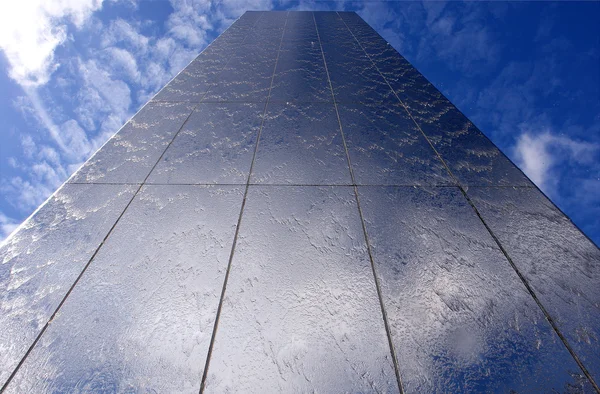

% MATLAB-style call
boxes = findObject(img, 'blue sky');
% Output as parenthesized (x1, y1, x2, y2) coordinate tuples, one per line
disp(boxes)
(0, 0, 598, 245)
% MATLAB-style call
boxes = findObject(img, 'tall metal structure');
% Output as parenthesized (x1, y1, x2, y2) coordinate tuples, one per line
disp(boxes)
(1, 11, 599, 393)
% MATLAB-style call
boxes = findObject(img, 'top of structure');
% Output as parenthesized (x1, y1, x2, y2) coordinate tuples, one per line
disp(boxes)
(1, 10, 599, 394)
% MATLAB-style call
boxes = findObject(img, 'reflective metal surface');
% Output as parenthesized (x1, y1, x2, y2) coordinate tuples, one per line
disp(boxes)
(339, 103, 452, 185)
(148, 103, 263, 184)
(202, 41, 281, 103)
(337, 12, 532, 187)
(358, 186, 594, 393)
(5, 185, 244, 393)
(203, 186, 398, 393)
(468, 186, 600, 382)
(69, 102, 195, 184)
(0, 184, 137, 386)
(252, 103, 351, 185)
(1, 10, 598, 393)
(269, 40, 331, 103)
(320, 38, 395, 104)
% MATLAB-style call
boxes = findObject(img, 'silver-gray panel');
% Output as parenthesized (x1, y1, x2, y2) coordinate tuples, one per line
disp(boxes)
(1, 11, 598, 393)
(148, 103, 263, 184)
(468, 186, 600, 381)
(319, 38, 395, 104)
(337, 12, 533, 187)
(358, 186, 594, 393)
(69, 102, 195, 184)
(0, 184, 137, 387)
(339, 103, 453, 185)
(251, 103, 352, 185)
(203, 186, 399, 393)
(203, 42, 281, 103)
(4, 185, 244, 393)
(269, 40, 331, 103)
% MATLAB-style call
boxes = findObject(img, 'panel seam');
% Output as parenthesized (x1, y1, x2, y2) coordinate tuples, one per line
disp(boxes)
(0, 12, 266, 393)
(199, 11, 289, 393)
(315, 12, 405, 394)
(67, 182, 537, 188)
(337, 11, 600, 393)
(0, 98, 198, 394)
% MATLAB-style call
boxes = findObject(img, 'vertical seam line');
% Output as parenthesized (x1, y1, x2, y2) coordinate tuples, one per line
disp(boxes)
(337, 11, 600, 393)
(315, 12, 405, 394)
(0, 12, 266, 394)
(199, 11, 289, 393)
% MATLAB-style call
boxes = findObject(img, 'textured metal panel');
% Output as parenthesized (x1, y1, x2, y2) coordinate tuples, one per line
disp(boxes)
(1, 11, 598, 393)
(338, 103, 452, 185)
(0, 184, 137, 387)
(282, 13, 317, 42)
(320, 38, 395, 104)
(314, 12, 356, 43)
(203, 186, 399, 393)
(251, 103, 352, 185)
(69, 102, 195, 183)
(358, 186, 594, 393)
(269, 40, 331, 103)
(468, 186, 600, 381)
(148, 103, 263, 184)
(4, 185, 244, 393)
(337, 12, 532, 187)
(153, 45, 233, 102)
(203, 41, 280, 103)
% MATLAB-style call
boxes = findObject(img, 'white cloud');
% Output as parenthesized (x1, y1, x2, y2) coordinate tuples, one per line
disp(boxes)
(61, 119, 94, 162)
(0, 212, 19, 243)
(21, 135, 36, 159)
(78, 58, 132, 131)
(101, 18, 150, 51)
(514, 130, 599, 194)
(0, 0, 104, 87)
(1, 0, 279, 238)
(105, 47, 140, 82)
(2, 176, 56, 213)
(20, 88, 70, 154)
(514, 133, 553, 189)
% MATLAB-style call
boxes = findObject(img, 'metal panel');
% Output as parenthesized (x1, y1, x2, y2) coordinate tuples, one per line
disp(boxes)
(269, 40, 331, 103)
(148, 103, 263, 184)
(282, 12, 317, 42)
(4, 185, 244, 393)
(358, 186, 593, 393)
(203, 186, 399, 393)
(2, 11, 597, 393)
(203, 42, 280, 103)
(69, 102, 195, 183)
(396, 94, 532, 187)
(320, 38, 395, 104)
(251, 103, 352, 185)
(254, 10, 287, 30)
(153, 48, 231, 102)
(340, 15, 532, 187)
(338, 103, 452, 185)
(0, 184, 137, 387)
(314, 12, 356, 43)
(468, 186, 600, 381)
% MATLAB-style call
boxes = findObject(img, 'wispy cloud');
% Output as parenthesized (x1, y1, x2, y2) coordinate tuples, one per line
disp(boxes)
(1, 0, 597, 248)
(356, 2, 501, 75)
(0, 0, 280, 243)
(514, 129, 599, 195)
(0, 0, 104, 87)
(0, 212, 19, 241)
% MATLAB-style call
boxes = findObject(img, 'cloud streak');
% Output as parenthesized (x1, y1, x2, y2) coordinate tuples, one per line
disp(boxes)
(0, 1, 598, 248)
(0, 0, 280, 242)
(514, 129, 599, 196)
(0, 0, 104, 87)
